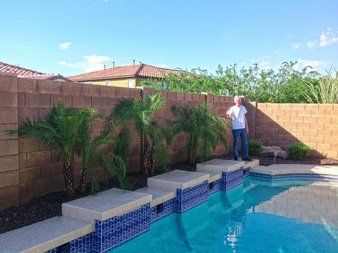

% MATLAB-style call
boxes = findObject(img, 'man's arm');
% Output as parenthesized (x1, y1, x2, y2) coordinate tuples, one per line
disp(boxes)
(245, 116, 249, 134)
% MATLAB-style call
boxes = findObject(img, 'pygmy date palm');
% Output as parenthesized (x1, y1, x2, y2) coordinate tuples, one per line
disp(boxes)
(171, 103, 228, 164)
(17, 104, 93, 196)
(110, 93, 172, 175)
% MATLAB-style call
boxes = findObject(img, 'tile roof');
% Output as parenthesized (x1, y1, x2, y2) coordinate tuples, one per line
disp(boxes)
(68, 63, 183, 82)
(0, 61, 70, 81)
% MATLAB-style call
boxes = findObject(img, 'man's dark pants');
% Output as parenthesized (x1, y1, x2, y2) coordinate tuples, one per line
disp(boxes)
(232, 128, 249, 159)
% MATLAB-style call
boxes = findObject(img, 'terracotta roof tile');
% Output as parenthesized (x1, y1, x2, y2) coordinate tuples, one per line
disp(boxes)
(0, 61, 70, 81)
(68, 63, 183, 81)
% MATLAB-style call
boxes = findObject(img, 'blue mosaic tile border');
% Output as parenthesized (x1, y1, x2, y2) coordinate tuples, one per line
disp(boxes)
(93, 204, 151, 253)
(176, 181, 208, 213)
(70, 233, 93, 253)
(223, 176, 244, 191)
(222, 168, 244, 183)
(208, 179, 222, 195)
(151, 198, 176, 222)
(249, 172, 338, 181)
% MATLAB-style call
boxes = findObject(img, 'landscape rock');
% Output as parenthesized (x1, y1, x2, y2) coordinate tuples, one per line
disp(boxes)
(261, 146, 288, 159)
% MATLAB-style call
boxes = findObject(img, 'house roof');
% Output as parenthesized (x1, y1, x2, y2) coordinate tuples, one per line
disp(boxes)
(68, 63, 183, 82)
(0, 61, 71, 81)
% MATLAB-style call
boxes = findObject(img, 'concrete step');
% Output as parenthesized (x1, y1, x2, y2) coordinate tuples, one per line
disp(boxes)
(62, 188, 152, 223)
(135, 187, 176, 207)
(196, 159, 245, 174)
(0, 216, 93, 253)
(147, 170, 209, 191)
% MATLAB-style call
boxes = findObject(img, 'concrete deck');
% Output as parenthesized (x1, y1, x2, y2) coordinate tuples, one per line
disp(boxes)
(147, 170, 209, 190)
(62, 188, 152, 222)
(254, 182, 338, 227)
(250, 164, 338, 176)
(0, 216, 93, 253)
(135, 187, 176, 207)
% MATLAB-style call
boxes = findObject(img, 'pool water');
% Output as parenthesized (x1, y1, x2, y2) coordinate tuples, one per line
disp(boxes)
(111, 178, 338, 253)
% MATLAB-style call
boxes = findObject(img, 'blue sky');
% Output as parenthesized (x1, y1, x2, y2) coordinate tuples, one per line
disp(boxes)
(1, 0, 338, 76)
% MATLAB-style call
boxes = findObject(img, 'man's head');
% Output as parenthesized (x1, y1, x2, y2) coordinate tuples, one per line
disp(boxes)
(234, 95, 244, 106)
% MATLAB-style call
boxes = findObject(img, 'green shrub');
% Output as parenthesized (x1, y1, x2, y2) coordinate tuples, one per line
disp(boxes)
(287, 142, 310, 160)
(248, 140, 263, 156)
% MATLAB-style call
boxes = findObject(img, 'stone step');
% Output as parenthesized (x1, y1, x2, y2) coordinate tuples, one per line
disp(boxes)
(147, 170, 209, 191)
(196, 159, 245, 174)
(208, 171, 222, 183)
(62, 188, 152, 223)
(135, 187, 176, 207)
(243, 159, 260, 169)
(0, 216, 93, 253)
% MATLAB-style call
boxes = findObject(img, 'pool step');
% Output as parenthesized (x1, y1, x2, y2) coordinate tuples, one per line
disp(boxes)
(196, 159, 245, 174)
(147, 170, 209, 213)
(62, 188, 152, 223)
(62, 188, 152, 252)
(135, 187, 176, 207)
(0, 216, 93, 253)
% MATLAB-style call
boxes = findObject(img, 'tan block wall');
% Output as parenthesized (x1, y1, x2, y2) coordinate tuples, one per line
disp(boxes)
(255, 103, 338, 158)
(0, 74, 338, 209)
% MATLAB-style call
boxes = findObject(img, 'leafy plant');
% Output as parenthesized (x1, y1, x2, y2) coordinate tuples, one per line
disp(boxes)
(287, 142, 310, 160)
(171, 103, 228, 164)
(303, 68, 338, 103)
(77, 113, 129, 194)
(248, 140, 263, 156)
(140, 61, 319, 103)
(110, 93, 172, 175)
(17, 104, 93, 196)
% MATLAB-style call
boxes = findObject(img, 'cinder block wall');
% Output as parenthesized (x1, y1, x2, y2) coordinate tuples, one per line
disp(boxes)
(1, 74, 338, 209)
(255, 103, 338, 158)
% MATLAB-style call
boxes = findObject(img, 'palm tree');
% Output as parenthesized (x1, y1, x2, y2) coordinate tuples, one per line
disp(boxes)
(171, 103, 228, 164)
(110, 93, 172, 175)
(17, 104, 93, 196)
(77, 115, 129, 194)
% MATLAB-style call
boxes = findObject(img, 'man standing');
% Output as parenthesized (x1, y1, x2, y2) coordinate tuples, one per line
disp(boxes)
(226, 96, 252, 161)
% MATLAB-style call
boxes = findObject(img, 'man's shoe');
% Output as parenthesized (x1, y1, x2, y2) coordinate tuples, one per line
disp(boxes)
(242, 157, 252, 161)
(234, 157, 238, 161)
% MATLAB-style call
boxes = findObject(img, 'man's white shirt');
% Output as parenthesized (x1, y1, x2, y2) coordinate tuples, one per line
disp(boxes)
(229, 105, 247, 129)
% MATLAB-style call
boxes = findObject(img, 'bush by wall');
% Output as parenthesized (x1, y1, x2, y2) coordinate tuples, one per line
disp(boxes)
(248, 140, 263, 156)
(287, 142, 310, 160)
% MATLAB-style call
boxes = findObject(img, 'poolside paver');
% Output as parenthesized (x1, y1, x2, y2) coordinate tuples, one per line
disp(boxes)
(250, 164, 338, 176)
(62, 188, 152, 223)
(135, 187, 176, 207)
(0, 216, 93, 253)
(196, 159, 245, 174)
(147, 170, 209, 190)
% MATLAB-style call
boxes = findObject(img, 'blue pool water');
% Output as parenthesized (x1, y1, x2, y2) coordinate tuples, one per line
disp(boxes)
(111, 178, 338, 253)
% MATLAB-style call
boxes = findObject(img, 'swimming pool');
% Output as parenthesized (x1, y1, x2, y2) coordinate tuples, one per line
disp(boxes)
(111, 178, 338, 253)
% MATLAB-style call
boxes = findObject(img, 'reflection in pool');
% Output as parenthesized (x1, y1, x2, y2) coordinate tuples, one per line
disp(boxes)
(111, 178, 338, 253)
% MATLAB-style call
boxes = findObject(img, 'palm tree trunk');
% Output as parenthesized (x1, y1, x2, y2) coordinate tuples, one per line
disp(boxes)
(79, 169, 87, 194)
(63, 160, 75, 196)
(143, 134, 153, 175)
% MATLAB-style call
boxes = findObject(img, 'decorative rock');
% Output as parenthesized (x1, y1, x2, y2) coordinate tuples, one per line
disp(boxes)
(261, 146, 287, 159)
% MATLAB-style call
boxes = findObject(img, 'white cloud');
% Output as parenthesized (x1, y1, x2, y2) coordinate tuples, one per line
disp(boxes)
(59, 55, 112, 72)
(294, 58, 329, 72)
(291, 43, 301, 50)
(58, 42, 71, 50)
(307, 28, 338, 48)
(319, 28, 338, 47)
(307, 40, 318, 49)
